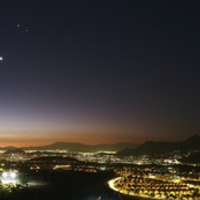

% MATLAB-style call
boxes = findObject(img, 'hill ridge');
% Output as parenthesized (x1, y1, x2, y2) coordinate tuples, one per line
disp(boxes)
(0, 142, 138, 152)
(117, 134, 200, 156)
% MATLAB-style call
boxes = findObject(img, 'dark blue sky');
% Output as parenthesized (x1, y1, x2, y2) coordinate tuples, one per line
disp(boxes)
(0, 0, 200, 146)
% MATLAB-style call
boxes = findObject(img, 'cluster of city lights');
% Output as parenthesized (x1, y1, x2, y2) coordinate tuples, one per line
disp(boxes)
(1, 171, 18, 184)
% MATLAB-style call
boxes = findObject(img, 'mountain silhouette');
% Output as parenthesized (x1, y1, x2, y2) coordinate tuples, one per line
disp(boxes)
(0, 142, 138, 152)
(117, 135, 200, 156)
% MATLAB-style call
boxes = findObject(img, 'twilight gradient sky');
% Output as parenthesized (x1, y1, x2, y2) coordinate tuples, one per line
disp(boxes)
(0, 0, 200, 146)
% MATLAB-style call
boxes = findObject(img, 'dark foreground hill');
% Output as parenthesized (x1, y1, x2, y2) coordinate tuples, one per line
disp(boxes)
(117, 135, 200, 156)
(0, 171, 127, 200)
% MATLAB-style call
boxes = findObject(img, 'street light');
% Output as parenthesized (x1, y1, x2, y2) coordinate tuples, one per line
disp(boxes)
(10, 172, 17, 179)
(2, 172, 8, 178)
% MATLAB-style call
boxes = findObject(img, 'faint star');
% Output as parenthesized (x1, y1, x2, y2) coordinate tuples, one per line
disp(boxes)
(17, 24, 20, 28)
(0, 57, 3, 61)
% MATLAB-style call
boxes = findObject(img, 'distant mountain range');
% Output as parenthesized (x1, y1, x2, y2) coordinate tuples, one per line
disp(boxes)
(117, 135, 200, 156)
(0, 142, 138, 152)
(1, 135, 199, 155)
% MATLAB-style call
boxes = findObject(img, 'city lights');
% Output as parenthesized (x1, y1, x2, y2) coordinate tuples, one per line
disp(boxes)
(1, 171, 18, 185)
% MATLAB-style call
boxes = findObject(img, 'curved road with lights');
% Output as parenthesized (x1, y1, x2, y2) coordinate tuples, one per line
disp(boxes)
(108, 176, 200, 200)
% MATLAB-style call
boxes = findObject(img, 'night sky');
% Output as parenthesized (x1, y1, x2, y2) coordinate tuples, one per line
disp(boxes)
(0, 0, 200, 146)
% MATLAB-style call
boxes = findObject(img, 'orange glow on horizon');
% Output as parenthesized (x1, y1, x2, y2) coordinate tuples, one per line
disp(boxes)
(0, 130, 174, 147)
(0, 134, 141, 147)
